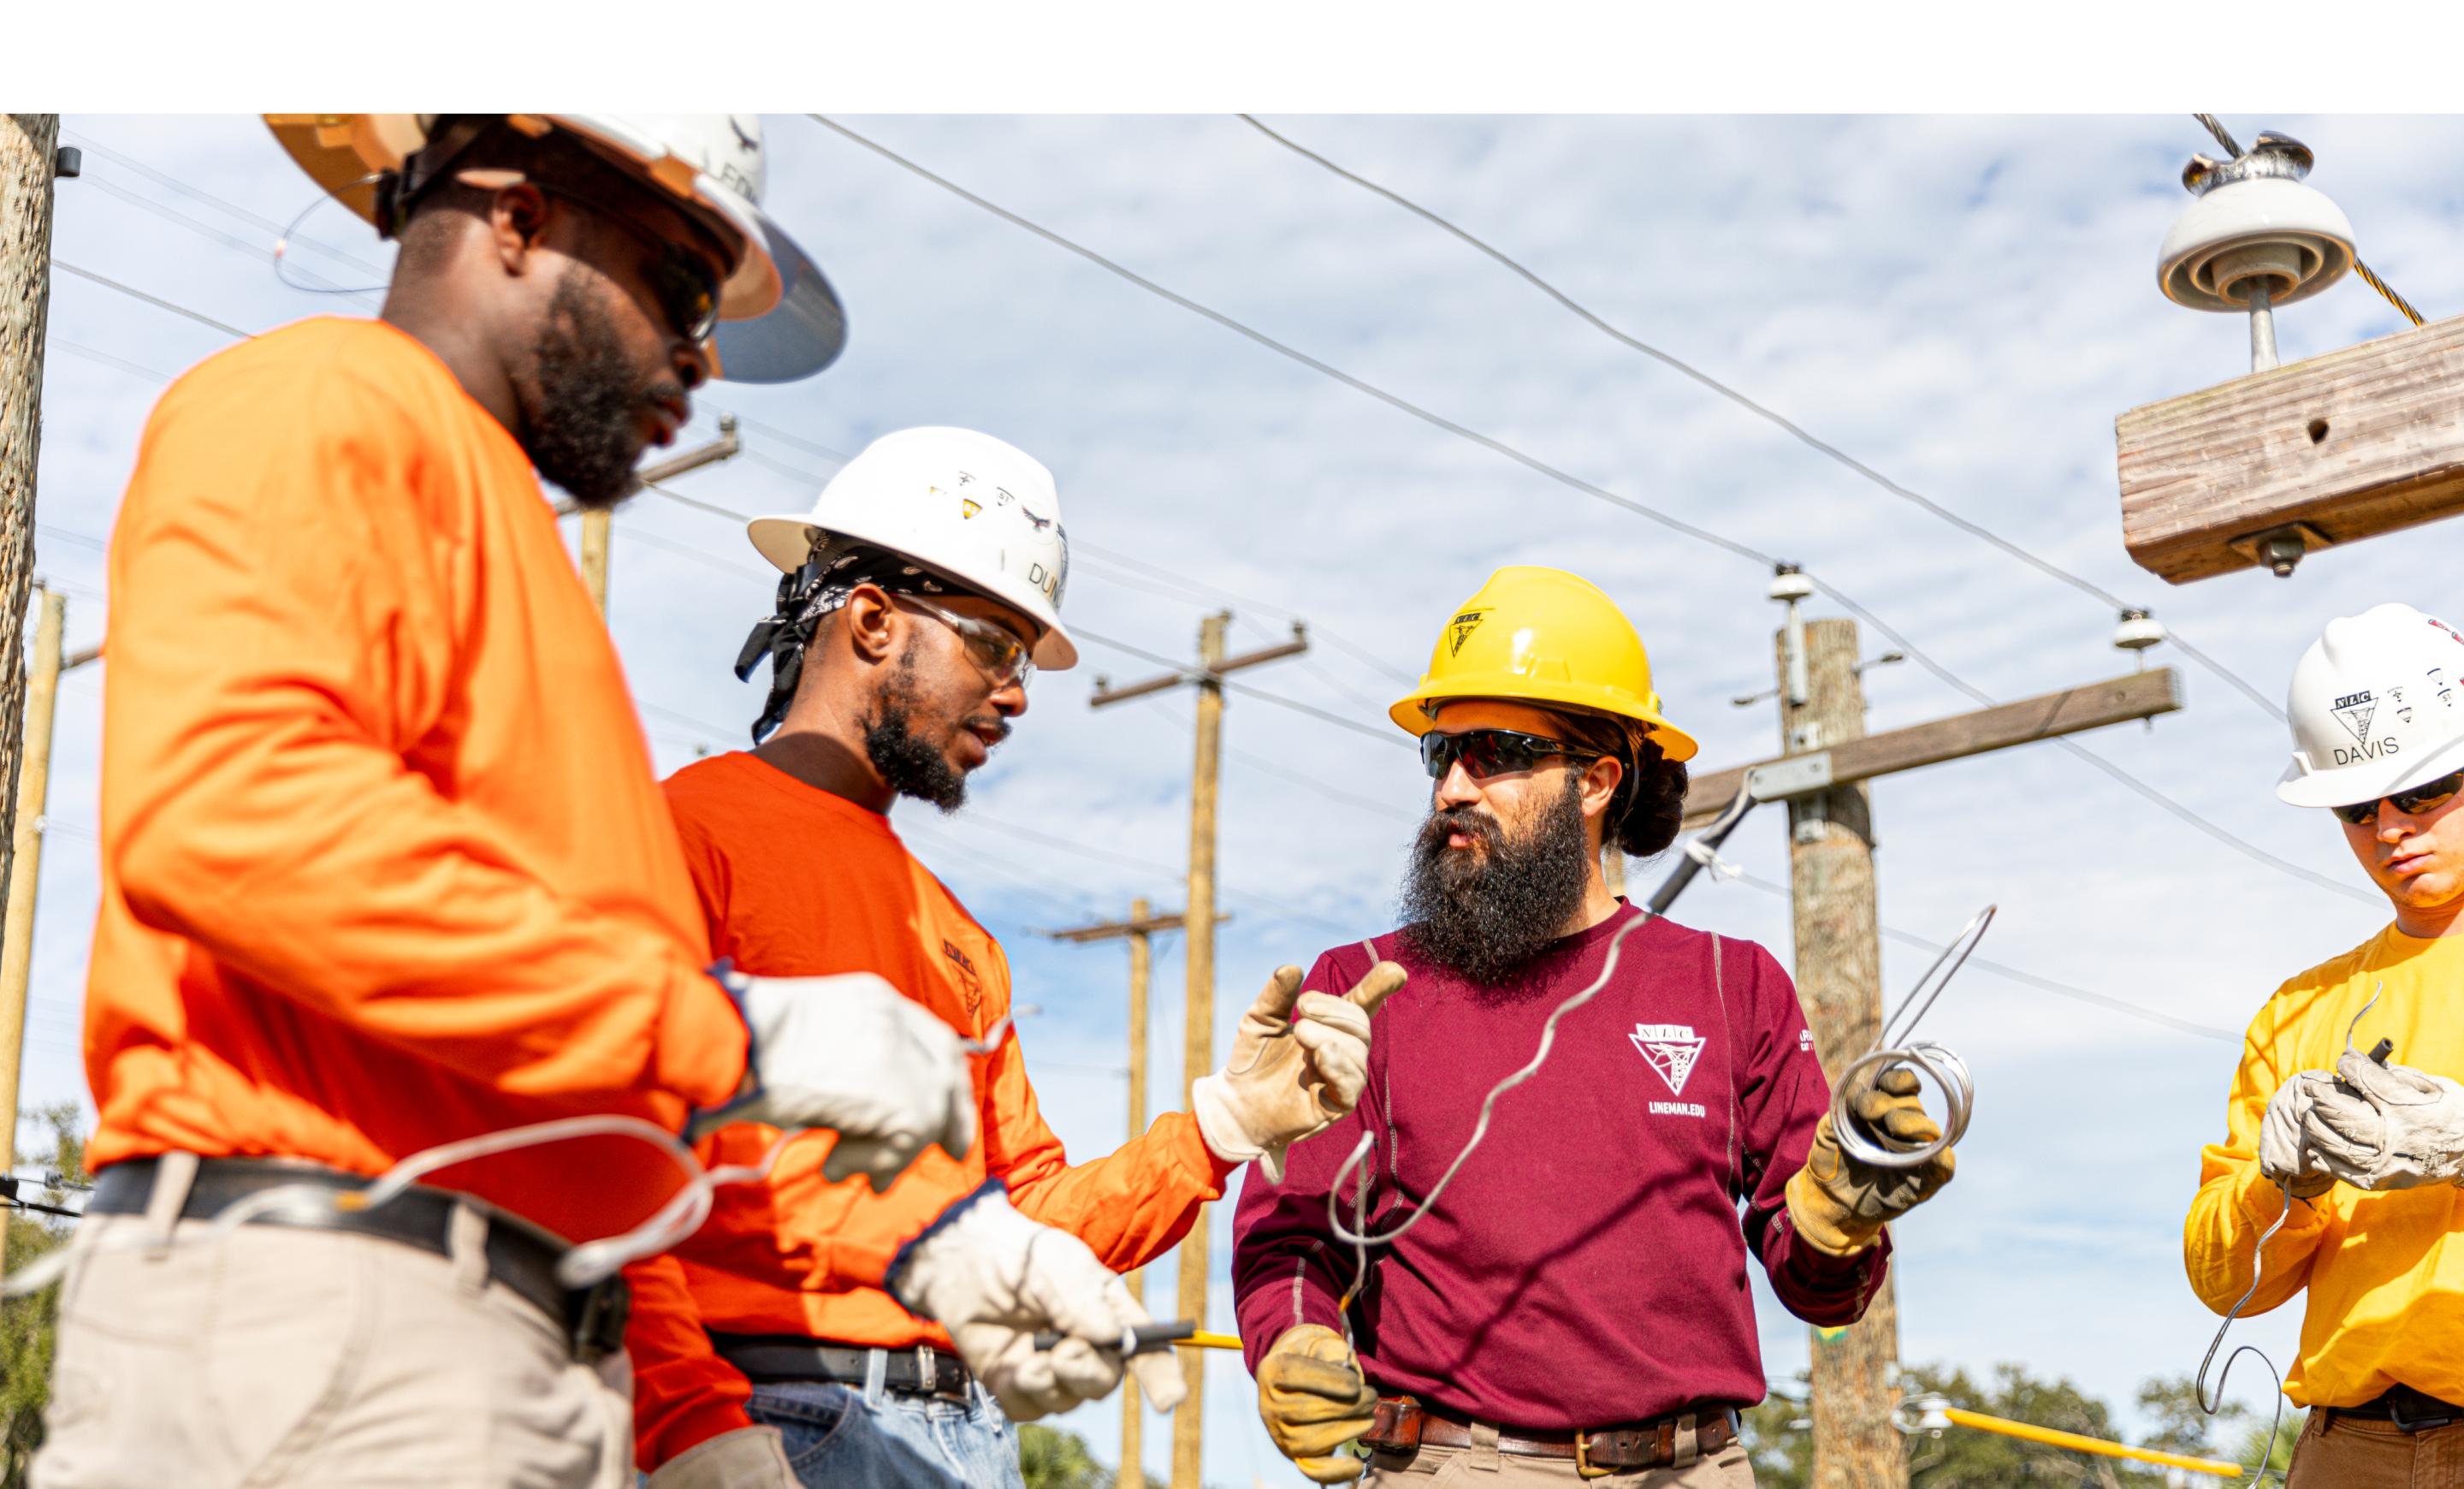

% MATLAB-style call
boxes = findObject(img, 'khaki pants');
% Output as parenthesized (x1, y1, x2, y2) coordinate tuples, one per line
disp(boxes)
(2285, 1408, 2464, 1488)
(1365, 1437, 1754, 1487)
(33, 1204, 632, 1489)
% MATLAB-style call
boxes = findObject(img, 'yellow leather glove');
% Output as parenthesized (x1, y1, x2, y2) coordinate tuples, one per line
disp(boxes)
(1257, 1324, 1379, 1485)
(1784, 1067, 1955, 1255)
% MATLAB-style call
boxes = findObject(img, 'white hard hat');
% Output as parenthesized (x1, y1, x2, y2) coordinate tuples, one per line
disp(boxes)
(748, 429, 1078, 671)
(2277, 602, 2464, 809)
(263, 114, 844, 383)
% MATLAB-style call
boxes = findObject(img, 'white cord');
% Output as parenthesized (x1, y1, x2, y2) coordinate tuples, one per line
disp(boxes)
(3, 1116, 798, 1297)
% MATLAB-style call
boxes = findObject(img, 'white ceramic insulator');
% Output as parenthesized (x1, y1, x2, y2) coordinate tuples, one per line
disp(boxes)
(2113, 614, 2167, 651)
(2159, 175, 2355, 313)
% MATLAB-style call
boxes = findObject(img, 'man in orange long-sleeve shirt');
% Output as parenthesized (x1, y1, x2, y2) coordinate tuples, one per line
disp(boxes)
(627, 427, 1401, 1489)
(39, 116, 976, 1489)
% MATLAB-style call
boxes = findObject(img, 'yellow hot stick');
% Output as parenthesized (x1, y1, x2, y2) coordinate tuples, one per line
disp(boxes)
(1187, 1331, 1244, 1350)
(1941, 1407, 2242, 1477)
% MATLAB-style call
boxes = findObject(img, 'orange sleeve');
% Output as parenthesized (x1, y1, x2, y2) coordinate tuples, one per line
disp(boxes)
(987, 1035, 1235, 1270)
(624, 1253, 755, 1470)
(105, 350, 744, 1108)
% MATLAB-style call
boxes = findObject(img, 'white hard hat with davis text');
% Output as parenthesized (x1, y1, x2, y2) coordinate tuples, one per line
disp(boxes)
(2278, 602, 2464, 810)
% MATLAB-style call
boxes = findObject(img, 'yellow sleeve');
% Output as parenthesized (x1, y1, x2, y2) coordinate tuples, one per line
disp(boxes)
(2183, 1000, 2333, 1316)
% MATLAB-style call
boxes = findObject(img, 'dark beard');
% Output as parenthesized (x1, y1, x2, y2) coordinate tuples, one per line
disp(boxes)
(864, 653, 978, 814)
(1397, 771, 1595, 994)
(523, 267, 682, 512)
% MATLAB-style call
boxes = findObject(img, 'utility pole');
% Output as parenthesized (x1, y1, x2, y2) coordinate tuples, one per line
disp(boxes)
(1776, 606, 1898, 1489)
(0, 587, 59, 1264)
(1046, 898, 1229, 1489)
(1091, 614, 1307, 1489)
(567, 415, 743, 615)
(0, 118, 62, 1095)
(1682, 569, 2184, 1488)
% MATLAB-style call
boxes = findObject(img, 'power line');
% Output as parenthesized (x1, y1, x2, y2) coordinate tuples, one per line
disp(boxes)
(1236, 113, 2286, 727)
(1070, 626, 1407, 745)
(49, 339, 173, 384)
(53, 261, 255, 341)
(61, 129, 391, 277)
(1725, 872, 2234, 1041)
(804, 116, 2345, 901)
(1074, 541, 1414, 684)
(74, 175, 379, 303)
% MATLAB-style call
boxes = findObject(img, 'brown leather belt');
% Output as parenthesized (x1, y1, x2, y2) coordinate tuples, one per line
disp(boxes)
(1362, 1396, 1740, 1477)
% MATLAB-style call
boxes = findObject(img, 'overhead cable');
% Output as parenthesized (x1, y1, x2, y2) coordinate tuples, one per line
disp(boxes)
(2192, 113, 2422, 332)
(1071, 626, 1408, 745)
(62, 129, 390, 277)
(1075, 541, 1414, 684)
(801, 116, 2348, 902)
(50, 338, 174, 384)
(54, 261, 256, 341)
(75, 175, 378, 303)
(1237, 113, 2286, 726)
(1727, 873, 2235, 1039)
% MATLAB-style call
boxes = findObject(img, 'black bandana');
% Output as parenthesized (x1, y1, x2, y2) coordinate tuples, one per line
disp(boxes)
(734, 539, 961, 743)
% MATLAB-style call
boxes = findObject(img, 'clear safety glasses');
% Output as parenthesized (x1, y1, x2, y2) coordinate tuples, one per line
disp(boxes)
(2331, 768, 2464, 826)
(897, 595, 1035, 690)
(1419, 727, 1602, 782)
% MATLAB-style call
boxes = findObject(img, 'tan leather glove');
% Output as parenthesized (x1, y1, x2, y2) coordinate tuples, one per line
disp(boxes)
(1258, 1324, 1379, 1485)
(644, 1427, 796, 1489)
(2258, 1071, 2338, 1200)
(1784, 1067, 1955, 1255)
(1193, 962, 1406, 1181)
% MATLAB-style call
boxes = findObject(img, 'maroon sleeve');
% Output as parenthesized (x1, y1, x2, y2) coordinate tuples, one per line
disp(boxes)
(1728, 939, 1892, 1325)
(1232, 943, 1373, 1374)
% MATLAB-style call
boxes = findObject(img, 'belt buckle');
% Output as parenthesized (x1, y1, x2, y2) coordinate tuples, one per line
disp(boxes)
(1573, 1431, 1613, 1480)
(567, 1275, 630, 1364)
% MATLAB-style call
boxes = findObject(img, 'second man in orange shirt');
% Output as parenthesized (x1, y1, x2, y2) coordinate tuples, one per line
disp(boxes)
(627, 427, 1404, 1489)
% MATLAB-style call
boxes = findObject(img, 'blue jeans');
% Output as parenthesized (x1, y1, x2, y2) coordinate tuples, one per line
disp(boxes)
(747, 1377, 1024, 1489)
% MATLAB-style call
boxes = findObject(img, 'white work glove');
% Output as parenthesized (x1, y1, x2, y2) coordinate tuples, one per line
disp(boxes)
(886, 1185, 1188, 1421)
(644, 1427, 796, 1489)
(2258, 1071, 2339, 1201)
(692, 970, 977, 1194)
(1191, 961, 1407, 1182)
(2299, 1047, 2464, 1191)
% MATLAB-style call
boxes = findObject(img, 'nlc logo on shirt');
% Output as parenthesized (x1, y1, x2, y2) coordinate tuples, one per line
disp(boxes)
(1631, 1023, 1706, 1096)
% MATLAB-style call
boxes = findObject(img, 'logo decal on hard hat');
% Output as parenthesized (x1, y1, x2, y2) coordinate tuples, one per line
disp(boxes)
(1021, 507, 1054, 534)
(1448, 611, 1486, 657)
(2331, 690, 2377, 745)
(1630, 1023, 1707, 1096)
(962, 499, 981, 519)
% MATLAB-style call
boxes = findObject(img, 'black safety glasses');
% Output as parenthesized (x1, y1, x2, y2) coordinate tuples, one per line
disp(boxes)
(2332, 768, 2464, 825)
(1419, 727, 1603, 782)
(548, 187, 723, 345)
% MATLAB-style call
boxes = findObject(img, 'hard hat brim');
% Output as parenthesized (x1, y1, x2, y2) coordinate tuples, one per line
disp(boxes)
(710, 224, 846, 383)
(2277, 733, 2464, 810)
(1388, 676, 1700, 763)
(746, 514, 1079, 673)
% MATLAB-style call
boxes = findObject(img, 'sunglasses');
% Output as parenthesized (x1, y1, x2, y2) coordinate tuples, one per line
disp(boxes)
(2332, 768, 2464, 825)
(1420, 727, 1604, 782)
(897, 595, 1035, 690)
(546, 187, 723, 345)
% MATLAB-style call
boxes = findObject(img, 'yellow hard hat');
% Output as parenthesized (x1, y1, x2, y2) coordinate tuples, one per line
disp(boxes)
(1389, 567, 1698, 763)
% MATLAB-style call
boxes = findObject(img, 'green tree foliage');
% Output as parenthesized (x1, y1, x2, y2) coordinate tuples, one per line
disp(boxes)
(1017, 1423, 1162, 1489)
(1740, 1379, 1812, 1489)
(0, 1104, 88, 1489)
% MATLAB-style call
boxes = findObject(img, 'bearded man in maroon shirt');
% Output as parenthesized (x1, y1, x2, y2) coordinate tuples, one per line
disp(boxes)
(1232, 567, 1957, 1487)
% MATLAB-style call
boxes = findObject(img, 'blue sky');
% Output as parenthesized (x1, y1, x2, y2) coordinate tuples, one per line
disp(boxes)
(27, 113, 2464, 1480)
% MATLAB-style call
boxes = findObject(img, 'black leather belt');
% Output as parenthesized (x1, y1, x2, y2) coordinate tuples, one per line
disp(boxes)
(2331, 1384, 2464, 1433)
(90, 1156, 629, 1363)
(709, 1331, 974, 1401)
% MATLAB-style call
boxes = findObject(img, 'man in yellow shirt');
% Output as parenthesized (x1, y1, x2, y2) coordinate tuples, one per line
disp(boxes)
(2186, 602, 2464, 1486)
